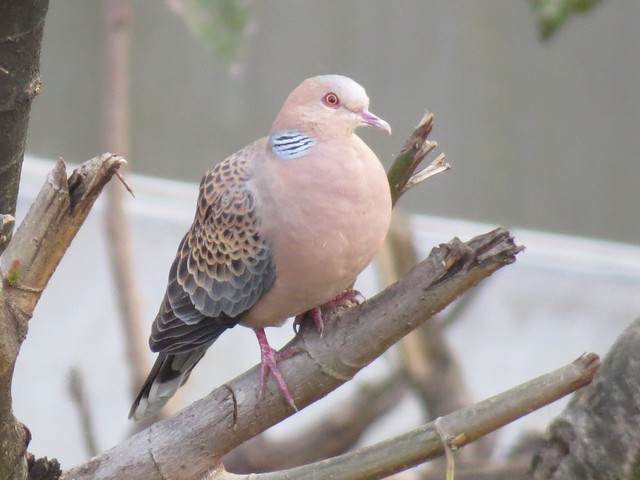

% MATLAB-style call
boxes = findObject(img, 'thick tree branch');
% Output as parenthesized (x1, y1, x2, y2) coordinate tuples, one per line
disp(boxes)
(0, 0, 49, 254)
(0, 154, 125, 479)
(61, 227, 523, 479)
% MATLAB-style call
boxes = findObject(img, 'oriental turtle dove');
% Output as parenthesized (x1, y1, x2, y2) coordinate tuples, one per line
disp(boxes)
(130, 74, 392, 420)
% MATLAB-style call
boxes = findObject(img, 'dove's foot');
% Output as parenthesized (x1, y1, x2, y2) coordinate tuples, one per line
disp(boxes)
(255, 327, 299, 411)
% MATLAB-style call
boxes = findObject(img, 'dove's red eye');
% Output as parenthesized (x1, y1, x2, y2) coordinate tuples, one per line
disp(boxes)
(323, 92, 340, 108)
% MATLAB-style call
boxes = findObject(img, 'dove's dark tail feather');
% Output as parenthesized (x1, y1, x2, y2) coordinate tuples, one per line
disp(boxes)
(129, 346, 209, 421)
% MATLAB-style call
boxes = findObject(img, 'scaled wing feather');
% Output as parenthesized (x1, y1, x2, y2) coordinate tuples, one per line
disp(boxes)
(150, 144, 275, 354)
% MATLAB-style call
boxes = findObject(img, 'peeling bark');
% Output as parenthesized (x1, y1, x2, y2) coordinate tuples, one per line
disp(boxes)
(0, 155, 125, 480)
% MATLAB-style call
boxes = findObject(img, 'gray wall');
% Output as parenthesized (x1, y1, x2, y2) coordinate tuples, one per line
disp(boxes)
(26, 1, 640, 244)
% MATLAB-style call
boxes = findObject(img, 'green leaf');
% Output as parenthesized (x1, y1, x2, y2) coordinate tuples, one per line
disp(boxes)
(168, 0, 250, 67)
(530, 0, 603, 40)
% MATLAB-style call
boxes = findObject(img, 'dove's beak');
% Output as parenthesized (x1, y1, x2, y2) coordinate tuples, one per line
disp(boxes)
(359, 110, 392, 135)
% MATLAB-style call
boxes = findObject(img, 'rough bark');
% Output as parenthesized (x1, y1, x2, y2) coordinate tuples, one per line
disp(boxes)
(0, 155, 125, 480)
(531, 317, 640, 480)
(0, 0, 49, 254)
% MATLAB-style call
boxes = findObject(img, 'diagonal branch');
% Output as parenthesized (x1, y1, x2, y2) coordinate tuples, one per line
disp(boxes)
(222, 373, 407, 473)
(245, 353, 600, 480)
(61, 227, 523, 480)
(0, 154, 125, 479)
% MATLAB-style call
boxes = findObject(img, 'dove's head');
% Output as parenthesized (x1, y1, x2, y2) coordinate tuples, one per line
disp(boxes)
(272, 75, 391, 138)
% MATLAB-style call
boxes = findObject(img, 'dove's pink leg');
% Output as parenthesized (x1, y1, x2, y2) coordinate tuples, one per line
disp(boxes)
(311, 307, 324, 334)
(327, 288, 365, 308)
(293, 289, 366, 334)
(255, 328, 298, 411)
(293, 307, 324, 334)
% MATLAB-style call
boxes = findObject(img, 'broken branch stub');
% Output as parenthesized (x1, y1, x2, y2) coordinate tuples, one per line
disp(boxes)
(0, 153, 125, 480)
(0, 153, 126, 316)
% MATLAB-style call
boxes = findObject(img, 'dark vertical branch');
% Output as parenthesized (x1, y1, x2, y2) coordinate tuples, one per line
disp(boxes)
(101, 0, 149, 397)
(0, 2, 50, 477)
(0, 0, 49, 254)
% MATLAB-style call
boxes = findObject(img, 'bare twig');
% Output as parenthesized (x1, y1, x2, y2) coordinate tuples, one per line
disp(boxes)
(401, 153, 450, 196)
(237, 353, 599, 480)
(435, 417, 456, 480)
(387, 112, 450, 206)
(101, 0, 149, 400)
(114, 169, 134, 197)
(411, 456, 533, 480)
(223, 374, 407, 473)
(68, 367, 99, 457)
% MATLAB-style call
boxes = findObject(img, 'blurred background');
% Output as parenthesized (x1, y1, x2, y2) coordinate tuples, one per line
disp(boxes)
(12, 0, 640, 475)
(26, 0, 640, 244)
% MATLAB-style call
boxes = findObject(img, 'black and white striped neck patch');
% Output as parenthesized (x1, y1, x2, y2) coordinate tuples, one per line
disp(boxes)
(271, 131, 315, 160)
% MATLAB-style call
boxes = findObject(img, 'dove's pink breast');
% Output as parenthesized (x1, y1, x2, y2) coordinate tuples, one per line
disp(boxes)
(244, 134, 391, 329)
